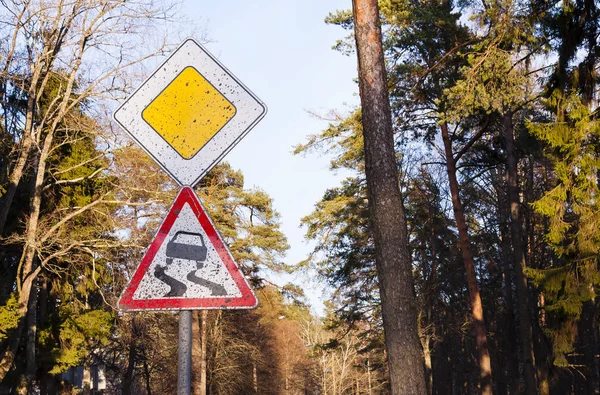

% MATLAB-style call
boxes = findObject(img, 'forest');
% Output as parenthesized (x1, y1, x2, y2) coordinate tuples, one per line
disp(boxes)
(0, 0, 599, 394)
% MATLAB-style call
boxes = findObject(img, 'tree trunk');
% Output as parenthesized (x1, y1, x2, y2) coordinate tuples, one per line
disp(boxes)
(594, 298, 600, 395)
(423, 337, 433, 395)
(192, 312, 201, 395)
(440, 122, 493, 394)
(122, 338, 137, 395)
(253, 361, 258, 394)
(502, 112, 537, 393)
(0, 131, 33, 235)
(0, 59, 41, 235)
(579, 300, 599, 394)
(25, 279, 38, 387)
(533, 320, 551, 395)
(143, 359, 152, 395)
(0, 130, 54, 382)
(367, 358, 372, 395)
(0, 274, 36, 380)
(192, 311, 207, 395)
(38, 279, 48, 332)
(495, 162, 518, 395)
(201, 311, 207, 395)
(352, 1, 427, 393)
(331, 358, 336, 395)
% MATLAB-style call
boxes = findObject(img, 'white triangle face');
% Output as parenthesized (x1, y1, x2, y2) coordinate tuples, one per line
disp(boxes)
(132, 202, 242, 300)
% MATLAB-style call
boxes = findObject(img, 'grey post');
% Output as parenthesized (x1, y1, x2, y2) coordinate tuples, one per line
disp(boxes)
(178, 310, 193, 395)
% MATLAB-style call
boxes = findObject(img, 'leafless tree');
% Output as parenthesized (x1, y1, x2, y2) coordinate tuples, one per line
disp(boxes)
(0, 0, 185, 384)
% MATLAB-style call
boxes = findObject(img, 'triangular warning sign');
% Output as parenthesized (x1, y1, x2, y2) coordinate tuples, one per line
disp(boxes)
(119, 187, 257, 311)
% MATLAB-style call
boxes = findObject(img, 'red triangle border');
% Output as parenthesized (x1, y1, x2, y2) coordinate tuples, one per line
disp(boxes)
(118, 187, 258, 311)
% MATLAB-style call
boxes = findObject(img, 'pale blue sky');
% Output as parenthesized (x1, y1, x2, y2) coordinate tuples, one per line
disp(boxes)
(184, 0, 359, 313)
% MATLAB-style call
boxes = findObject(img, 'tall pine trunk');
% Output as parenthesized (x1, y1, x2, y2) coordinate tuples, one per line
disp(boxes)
(495, 160, 519, 395)
(502, 112, 537, 393)
(440, 122, 493, 394)
(352, 0, 427, 393)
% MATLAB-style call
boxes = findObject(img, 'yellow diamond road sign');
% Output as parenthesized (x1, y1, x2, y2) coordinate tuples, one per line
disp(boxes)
(114, 39, 266, 186)
(142, 66, 237, 159)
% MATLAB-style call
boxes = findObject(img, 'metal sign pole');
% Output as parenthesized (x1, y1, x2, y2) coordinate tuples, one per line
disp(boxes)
(178, 310, 192, 395)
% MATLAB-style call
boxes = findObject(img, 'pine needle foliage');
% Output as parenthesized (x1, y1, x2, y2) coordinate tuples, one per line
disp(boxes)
(527, 91, 600, 366)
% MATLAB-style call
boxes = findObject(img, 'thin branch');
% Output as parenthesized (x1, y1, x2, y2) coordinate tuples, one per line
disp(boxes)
(51, 152, 105, 171)
(410, 38, 480, 93)
(43, 166, 106, 190)
(39, 196, 106, 244)
(453, 117, 491, 164)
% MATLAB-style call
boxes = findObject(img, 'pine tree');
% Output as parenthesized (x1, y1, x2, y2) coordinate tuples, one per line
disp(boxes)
(528, 93, 600, 377)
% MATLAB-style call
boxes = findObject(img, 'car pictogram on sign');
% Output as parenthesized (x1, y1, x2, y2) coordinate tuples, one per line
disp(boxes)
(165, 231, 208, 265)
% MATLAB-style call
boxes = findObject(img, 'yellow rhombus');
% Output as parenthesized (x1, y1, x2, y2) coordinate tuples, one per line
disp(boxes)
(143, 66, 236, 159)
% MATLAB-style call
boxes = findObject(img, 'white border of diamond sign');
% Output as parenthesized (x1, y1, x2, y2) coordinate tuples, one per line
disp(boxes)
(113, 38, 267, 187)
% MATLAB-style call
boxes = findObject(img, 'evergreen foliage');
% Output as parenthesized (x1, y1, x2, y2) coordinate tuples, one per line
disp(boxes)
(0, 296, 19, 343)
(527, 92, 600, 367)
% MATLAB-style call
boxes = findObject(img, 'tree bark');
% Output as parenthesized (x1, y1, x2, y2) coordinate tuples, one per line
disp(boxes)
(440, 122, 493, 394)
(122, 332, 138, 395)
(0, 132, 33, 235)
(0, 129, 55, 382)
(143, 359, 152, 395)
(502, 112, 537, 393)
(533, 320, 552, 395)
(422, 336, 432, 395)
(253, 361, 258, 394)
(0, 274, 36, 380)
(25, 279, 38, 385)
(495, 162, 518, 395)
(192, 310, 207, 395)
(192, 312, 200, 394)
(201, 311, 207, 395)
(0, 55, 39, 235)
(579, 300, 599, 394)
(352, 1, 427, 393)
(367, 358, 372, 395)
